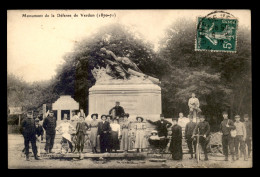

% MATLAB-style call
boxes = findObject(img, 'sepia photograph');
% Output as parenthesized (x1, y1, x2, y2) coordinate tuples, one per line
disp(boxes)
(7, 9, 252, 169)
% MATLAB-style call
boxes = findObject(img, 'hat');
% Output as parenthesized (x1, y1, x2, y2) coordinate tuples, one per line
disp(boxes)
(91, 113, 98, 118)
(222, 111, 228, 115)
(235, 115, 240, 118)
(160, 114, 164, 118)
(136, 116, 144, 122)
(116, 101, 120, 104)
(106, 115, 112, 119)
(27, 110, 33, 114)
(151, 130, 158, 134)
(49, 110, 54, 113)
(172, 118, 178, 121)
(35, 118, 40, 122)
(123, 113, 129, 118)
(244, 114, 249, 118)
(101, 114, 107, 119)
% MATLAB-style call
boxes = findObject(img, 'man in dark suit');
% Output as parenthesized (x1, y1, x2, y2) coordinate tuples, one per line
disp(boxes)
(43, 110, 57, 153)
(185, 114, 197, 159)
(98, 115, 111, 153)
(109, 101, 125, 119)
(147, 114, 172, 152)
(21, 110, 41, 161)
(76, 116, 89, 159)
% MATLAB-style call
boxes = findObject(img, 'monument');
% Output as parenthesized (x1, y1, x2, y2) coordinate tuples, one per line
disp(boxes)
(87, 48, 162, 122)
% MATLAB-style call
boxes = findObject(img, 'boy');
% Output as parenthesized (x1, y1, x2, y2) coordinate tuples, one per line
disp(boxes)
(76, 116, 89, 159)
(35, 118, 44, 157)
(220, 111, 235, 161)
(234, 115, 248, 161)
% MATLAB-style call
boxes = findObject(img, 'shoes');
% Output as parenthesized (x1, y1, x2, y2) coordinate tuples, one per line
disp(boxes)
(204, 157, 209, 161)
(26, 155, 29, 161)
(35, 156, 41, 160)
(45, 150, 49, 154)
(224, 157, 228, 161)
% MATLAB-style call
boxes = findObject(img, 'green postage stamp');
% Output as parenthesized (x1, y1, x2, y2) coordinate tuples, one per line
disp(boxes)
(196, 17, 238, 52)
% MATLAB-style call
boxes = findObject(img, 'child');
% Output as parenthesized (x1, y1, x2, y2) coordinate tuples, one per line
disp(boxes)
(76, 116, 89, 159)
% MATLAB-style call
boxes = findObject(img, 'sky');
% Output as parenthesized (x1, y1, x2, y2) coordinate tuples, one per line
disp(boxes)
(7, 10, 251, 83)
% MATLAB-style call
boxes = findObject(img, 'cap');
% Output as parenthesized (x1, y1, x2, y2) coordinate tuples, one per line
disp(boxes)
(235, 115, 240, 118)
(27, 110, 33, 114)
(106, 115, 112, 119)
(116, 101, 120, 104)
(49, 110, 54, 113)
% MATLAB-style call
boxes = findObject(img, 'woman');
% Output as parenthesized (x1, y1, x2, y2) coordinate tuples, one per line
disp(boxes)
(89, 113, 99, 153)
(120, 113, 130, 151)
(134, 116, 147, 152)
(169, 118, 183, 160)
(110, 118, 121, 152)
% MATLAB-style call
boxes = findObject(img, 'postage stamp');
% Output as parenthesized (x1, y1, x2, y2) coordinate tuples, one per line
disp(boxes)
(196, 14, 238, 52)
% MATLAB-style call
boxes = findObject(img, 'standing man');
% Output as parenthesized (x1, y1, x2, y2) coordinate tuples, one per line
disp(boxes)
(243, 114, 252, 158)
(192, 115, 210, 161)
(75, 116, 89, 159)
(147, 114, 172, 152)
(109, 101, 125, 119)
(43, 110, 57, 154)
(188, 93, 201, 119)
(234, 115, 248, 161)
(97, 115, 111, 153)
(185, 114, 197, 159)
(220, 111, 236, 161)
(21, 110, 41, 161)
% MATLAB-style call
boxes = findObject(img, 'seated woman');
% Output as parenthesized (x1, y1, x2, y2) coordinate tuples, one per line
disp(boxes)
(110, 118, 121, 152)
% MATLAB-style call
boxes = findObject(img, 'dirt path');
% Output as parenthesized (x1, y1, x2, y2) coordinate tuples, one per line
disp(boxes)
(8, 134, 252, 169)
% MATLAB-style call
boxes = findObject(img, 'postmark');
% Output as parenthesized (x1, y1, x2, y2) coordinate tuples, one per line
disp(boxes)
(195, 11, 238, 53)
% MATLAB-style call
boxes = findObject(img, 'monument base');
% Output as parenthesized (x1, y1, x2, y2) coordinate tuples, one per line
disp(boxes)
(87, 83, 162, 122)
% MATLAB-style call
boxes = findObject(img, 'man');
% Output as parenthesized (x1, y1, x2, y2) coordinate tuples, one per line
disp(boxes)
(185, 114, 197, 159)
(243, 114, 252, 158)
(234, 115, 247, 161)
(78, 109, 85, 119)
(35, 118, 44, 157)
(147, 114, 172, 152)
(97, 115, 111, 153)
(220, 111, 236, 161)
(56, 116, 75, 154)
(169, 118, 183, 160)
(43, 110, 57, 153)
(76, 116, 89, 159)
(21, 110, 41, 161)
(188, 93, 201, 118)
(109, 101, 125, 119)
(192, 115, 210, 161)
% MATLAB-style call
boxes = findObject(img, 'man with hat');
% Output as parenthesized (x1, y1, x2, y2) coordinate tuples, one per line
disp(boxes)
(43, 110, 57, 153)
(243, 114, 252, 158)
(21, 110, 41, 160)
(97, 115, 111, 153)
(192, 115, 210, 161)
(35, 117, 44, 157)
(109, 101, 125, 119)
(220, 111, 236, 161)
(169, 117, 183, 160)
(147, 114, 172, 152)
(234, 115, 247, 161)
(185, 114, 197, 159)
(75, 115, 89, 159)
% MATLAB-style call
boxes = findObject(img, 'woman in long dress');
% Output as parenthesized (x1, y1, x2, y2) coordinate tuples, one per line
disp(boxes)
(134, 116, 147, 152)
(110, 118, 121, 152)
(169, 118, 183, 160)
(89, 113, 99, 153)
(120, 113, 130, 151)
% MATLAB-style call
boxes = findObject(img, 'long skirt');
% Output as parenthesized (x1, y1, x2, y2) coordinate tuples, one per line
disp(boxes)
(134, 130, 146, 149)
(120, 129, 129, 150)
(110, 131, 120, 150)
(90, 127, 98, 148)
(169, 138, 183, 160)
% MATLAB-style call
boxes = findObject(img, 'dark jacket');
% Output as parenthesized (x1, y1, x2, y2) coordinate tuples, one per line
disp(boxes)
(35, 124, 44, 138)
(147, 119, 172, 137)
(76, 122, 89, 135)
(21, 117, 36, 136)
(244, 121, 252, 138)
(109, 106, 125, 117)
(43, 116, 57, 134)
(220, 119, 236, 136)
(193, 121, 210, 137)
(97, 121, 111, 135)
(185, 121, 196, 138)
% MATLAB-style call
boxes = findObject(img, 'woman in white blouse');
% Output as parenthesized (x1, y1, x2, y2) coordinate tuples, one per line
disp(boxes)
(110, 119, 121, 152)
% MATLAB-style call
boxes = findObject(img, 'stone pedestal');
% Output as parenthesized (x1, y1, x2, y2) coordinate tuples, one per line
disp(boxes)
(88, 83, 162, 122)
